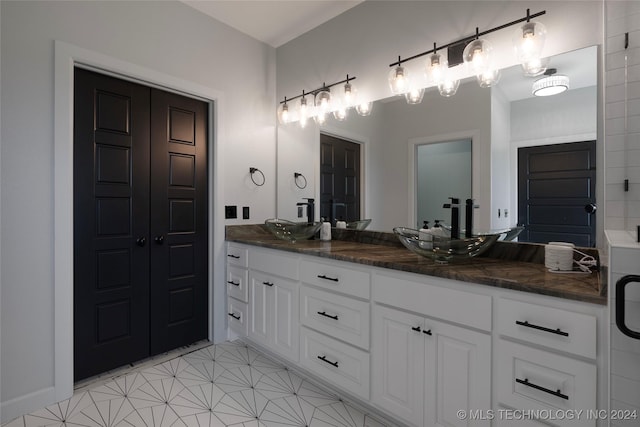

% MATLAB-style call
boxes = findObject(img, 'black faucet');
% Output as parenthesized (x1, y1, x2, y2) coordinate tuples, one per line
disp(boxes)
(442, 197, 460, 239)
(465, 198, 479, 238)
(297, 198, 315, 224)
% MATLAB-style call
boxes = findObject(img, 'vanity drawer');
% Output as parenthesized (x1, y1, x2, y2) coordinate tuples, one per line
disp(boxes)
(300, 326, 370, 400)
(227, 244, 248, 268)
(250, 248, 299, 280)
(497, 298, 597, 359)
(300, 285, 370, 350)
(300, 258, 370, 299)
(227, 297, 247, 336)
(373, 272, 492, 331)
(497, 340, 596, 427)
(227, 265, 248, 302)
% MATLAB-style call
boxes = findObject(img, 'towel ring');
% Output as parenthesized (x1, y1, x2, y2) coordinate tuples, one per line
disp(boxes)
(249, 167, 265, 186)
(294, 172, 307, 189)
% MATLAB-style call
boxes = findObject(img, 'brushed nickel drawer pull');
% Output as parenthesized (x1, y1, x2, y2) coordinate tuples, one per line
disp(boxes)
(516, 320, 569, 337)
(228, 313, 240, 320)
(317, 274, 339, 282)
(317, 311, 339, 320)
(516, 378, 569, 400)
(317, 355, 339, 368)
(227, 280, 240, 287)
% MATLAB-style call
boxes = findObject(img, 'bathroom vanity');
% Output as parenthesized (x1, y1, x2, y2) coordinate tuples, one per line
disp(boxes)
(225, 225, 607, 427)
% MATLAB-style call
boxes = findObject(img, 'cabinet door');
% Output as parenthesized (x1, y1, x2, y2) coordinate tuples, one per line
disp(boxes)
(272, 277, 299, 362)
(248, 272, 270, 346)
(424, 320, 491, 427)
(371, 305, 425, 427)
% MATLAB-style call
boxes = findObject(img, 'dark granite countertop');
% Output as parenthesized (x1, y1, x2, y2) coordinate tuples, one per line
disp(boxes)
(226, 225, 606, 305)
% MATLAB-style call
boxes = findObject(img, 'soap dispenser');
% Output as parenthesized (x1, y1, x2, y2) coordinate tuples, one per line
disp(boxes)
(430, 220, 446, 237)
(419, 221, 433, 249)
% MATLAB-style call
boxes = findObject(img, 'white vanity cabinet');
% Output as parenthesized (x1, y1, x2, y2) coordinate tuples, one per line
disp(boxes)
(495, 297, 599, 427)
(371, 272, 492, 427)
(247, 248, 299, 362)
(226, 244, 249, 336)
(298, 257, 372, 400)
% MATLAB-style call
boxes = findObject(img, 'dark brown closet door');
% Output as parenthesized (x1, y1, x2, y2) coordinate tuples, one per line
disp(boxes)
(74, 68, 151, 380)
(149, 89, 208, 354)
(74, 69, 209, 381)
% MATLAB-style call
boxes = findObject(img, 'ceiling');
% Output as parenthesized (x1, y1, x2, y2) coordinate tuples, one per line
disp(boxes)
(181, 0, 363, 47)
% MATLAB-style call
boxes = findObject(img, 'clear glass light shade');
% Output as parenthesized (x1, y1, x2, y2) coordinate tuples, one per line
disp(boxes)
(404, 87, 425, 104)
(388, 65, 410, 95)
(532, 74, 570, 96)
(315, 90, 332, 115)
(342, 82, 358, 108)
(332, 100, 348, 121)
(521, 56, 549, 77)
(476, 68, 501, 88)
(277, 102, 291, 125)
(314, 111, 327, 125)
(513, 21, 547, 74)
(298, 97, 310, 128)
(425, 53, 448, 86)
(356, 101, 373, 116)
(438, 78, 460, 97)
(463, 39, 495, 74)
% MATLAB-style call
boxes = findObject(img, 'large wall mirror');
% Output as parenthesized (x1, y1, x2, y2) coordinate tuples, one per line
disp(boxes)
(276, 45, 599, 246)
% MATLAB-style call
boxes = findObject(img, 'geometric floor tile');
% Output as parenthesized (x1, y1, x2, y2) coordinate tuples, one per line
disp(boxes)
(2, 342, 389, 427)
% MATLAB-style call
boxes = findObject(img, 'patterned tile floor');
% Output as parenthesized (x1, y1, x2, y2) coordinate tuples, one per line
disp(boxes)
(2, 341, 389, 427)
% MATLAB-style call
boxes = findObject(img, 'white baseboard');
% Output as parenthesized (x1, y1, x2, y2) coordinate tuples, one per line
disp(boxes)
(1, 386, 56, 424)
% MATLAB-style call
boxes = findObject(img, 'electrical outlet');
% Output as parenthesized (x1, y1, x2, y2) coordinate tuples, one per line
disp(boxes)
(225, 205, 237, 219)
(298, 206, 304, 218)
(242, 206, 250, 220)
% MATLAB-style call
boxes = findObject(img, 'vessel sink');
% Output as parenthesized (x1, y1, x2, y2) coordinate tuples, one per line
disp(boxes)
(346, 219, 372, 231)
(393, 227, 503, 263)
(264, 218, 322, 242)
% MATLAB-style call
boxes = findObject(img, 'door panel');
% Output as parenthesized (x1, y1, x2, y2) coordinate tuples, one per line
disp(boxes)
(149, 90, 208, 354)
(518, 141, 596, 246)
(74, 68, 150, 381)
(319, 134, 361, 224)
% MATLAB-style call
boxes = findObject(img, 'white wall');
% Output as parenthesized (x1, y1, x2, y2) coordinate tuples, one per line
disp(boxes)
(605, 1, 640, 233)
(491, 87, 513, 231)
(0, 0, 276, 421)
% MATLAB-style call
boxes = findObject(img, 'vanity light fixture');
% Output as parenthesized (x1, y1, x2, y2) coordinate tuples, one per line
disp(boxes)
(387, 9, 546, 98)
(532, 68, 569, 96)
(405, 87, 425, 104)
(388, 61, 410, 95)
(356, 100, 373, 116)
(513, 15, 547, 76)
(463, 30, 500, 87)
(278, 75, 371, 127)
(277, 97, 291, 125)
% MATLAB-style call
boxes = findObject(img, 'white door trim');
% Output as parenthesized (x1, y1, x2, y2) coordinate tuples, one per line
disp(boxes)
(53, 40, 226, 405)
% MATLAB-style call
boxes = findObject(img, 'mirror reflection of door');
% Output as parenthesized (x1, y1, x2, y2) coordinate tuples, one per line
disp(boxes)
(416, 139, 472, 229)
(518, 140, 596, 246)
(320, 133, 361, 224)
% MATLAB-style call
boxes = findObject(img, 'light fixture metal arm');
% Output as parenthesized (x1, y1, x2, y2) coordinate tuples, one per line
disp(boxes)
(388, 9, 546, 68)
(279, 75, 357, 104)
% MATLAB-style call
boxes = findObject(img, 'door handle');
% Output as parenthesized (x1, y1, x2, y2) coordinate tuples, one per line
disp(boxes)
(154, 235, 164, 245)
(584, 203, 597, 214)
(616, 275, 640, 339)
(136, 237, 146, 247)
